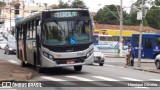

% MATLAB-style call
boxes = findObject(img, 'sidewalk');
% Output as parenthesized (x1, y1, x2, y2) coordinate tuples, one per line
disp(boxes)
(0, 59, 34, 82)
(105, 57, 160, 74)
(130, 62, 160, 74)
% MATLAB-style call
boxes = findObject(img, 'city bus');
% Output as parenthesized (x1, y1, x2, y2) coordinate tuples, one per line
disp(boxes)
(131, 34, 160, 59)
(93, 34, 114, 49)
(93, 34, 131, 49)
(15, 8, 94, 73)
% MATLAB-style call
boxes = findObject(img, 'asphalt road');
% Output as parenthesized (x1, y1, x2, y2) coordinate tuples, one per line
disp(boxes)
(0, 49, 160, 90)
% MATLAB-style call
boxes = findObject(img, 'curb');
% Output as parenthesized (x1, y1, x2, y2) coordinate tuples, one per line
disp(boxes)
(0, 78, 15, 82)
(105, 56, 125, 58)
(133, 68, 160, 74)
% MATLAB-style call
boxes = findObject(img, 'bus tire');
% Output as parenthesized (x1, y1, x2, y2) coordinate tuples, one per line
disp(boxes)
(74, 65, 82, 71)
(99, 63, 104, 66)
(6, 50, 10, 55)
(36, 66, 43, 73)
(155, 60, 160, 69)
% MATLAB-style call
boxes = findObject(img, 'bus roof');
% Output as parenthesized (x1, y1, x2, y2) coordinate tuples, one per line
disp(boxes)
(49, 8, 89, 11)
(16, 8, 90, 25)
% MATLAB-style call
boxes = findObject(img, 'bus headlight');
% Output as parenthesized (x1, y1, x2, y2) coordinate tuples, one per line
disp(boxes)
(101, 54, 104, 58)
(87, 49, 93, 58)
(43, 52, 54, 60)
(9, 48, 13, 50)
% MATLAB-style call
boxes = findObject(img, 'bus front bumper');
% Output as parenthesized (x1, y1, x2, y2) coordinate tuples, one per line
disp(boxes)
(41, 54, 94, 68)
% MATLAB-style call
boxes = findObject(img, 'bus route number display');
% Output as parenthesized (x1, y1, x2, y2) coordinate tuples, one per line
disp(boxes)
(52, 12, 78, 18)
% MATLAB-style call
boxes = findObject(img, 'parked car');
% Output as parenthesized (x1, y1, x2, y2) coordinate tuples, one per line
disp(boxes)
(155, 55, 160, 69)
(4, 35, 16, 54)
(2, 31, 10, 39)
(94, 46, 104, 66)
(0, 35, 7, 49)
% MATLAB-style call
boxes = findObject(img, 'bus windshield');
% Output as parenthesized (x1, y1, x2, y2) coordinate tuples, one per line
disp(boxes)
(42, 20, 92, 45)
(99, 35, 112, 41)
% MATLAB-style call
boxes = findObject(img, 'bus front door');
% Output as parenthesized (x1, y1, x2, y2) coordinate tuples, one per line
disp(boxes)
(144, 38, 153, 58)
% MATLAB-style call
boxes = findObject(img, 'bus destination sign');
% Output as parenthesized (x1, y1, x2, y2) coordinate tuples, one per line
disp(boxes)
(52, 12, 78, 18)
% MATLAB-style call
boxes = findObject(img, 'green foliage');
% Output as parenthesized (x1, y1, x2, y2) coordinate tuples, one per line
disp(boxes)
(52, 0, 86, 9)
(71, 0, 86, 8)
(146, 6, 160, 30)
(53, 0, 70, 9)
(94, 5, 128, 25)
(155, 0, 160, 5)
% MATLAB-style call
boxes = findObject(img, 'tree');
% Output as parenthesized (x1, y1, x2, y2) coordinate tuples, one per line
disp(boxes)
(126, 0, 153, 26)
(146, 6, 160, 29)
(93, 5, 128, 25)
(127, 0, 160, 29)
(71, 0, 86, 8)
(52, 0, 70, 9)
(155, 0, 160, 5)
(51, 0, 87, 9)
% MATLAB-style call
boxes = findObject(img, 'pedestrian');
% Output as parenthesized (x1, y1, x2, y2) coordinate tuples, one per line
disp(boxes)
(125, 44, 132, 68)
(130, 46, 134, 66)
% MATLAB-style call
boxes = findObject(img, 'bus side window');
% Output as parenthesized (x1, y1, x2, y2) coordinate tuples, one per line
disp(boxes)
(154, 36, 160, 46)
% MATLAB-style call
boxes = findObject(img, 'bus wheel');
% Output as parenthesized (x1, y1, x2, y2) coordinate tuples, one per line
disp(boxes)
(21, 60, 26, 67)
(99, 63, 104, 66)
(36, 66, 43, 73)
(155, 60, 160, 69)
(74, 65, 82, 71)
(6, 50, 10, 55)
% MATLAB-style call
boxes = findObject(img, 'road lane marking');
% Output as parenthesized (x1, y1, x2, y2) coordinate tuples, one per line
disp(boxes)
(105, 64, 123, 68)
(65, 76, 94, 81)
(41, 76, 66, 81)
(92, 76, 119, 81)
(65, 76, 111, 86)
(120, 77, 149, 89)
(149, 79, 160, 81)
(40, 76, 76, 86)
(135, 87, 149, 89)
(120, 77, 143, 81)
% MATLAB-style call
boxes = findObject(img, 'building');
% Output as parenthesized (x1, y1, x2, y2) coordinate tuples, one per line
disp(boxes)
(0, 1, 46, 30)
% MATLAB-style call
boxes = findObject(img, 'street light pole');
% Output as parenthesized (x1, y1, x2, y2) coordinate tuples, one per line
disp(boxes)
(10, 2, 11, 32)
(119, 0, 123, 57)
(138, 0, 144, 67)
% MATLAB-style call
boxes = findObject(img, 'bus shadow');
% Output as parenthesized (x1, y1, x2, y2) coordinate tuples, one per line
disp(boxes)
(26, 64, 89, 76)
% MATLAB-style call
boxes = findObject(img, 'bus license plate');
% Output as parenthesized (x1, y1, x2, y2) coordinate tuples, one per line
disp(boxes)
(67, 60, 75, 64)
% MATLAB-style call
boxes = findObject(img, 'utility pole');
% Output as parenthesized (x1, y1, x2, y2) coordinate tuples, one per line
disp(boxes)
(22, 0, 25, 18)
(138, 0, 144, 67)
(119, 0, 123, 57)
(10, 2, 11, 32)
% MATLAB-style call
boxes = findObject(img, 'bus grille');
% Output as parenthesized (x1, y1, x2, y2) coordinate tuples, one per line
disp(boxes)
(54, 57, 86, 64)
(43, 43, 90, 52)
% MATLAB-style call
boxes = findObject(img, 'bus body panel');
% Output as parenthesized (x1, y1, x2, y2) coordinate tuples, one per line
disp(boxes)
(40, 44, 94, 67)
(16, 9, 94, 69)
(131, 34, 160, 59)
(26, 39, 36, 65)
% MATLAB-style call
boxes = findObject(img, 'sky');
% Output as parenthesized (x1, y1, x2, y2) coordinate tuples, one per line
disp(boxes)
(0, 0, 137, 12)
(25, 0, 137, 12)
